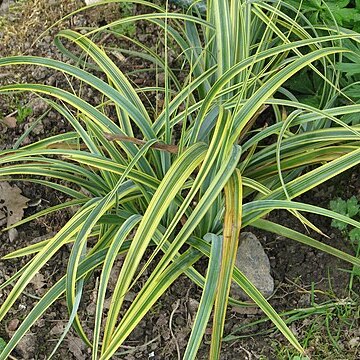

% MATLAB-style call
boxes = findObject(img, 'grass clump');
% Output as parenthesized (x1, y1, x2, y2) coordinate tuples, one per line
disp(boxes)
(0, 0, 360, 358)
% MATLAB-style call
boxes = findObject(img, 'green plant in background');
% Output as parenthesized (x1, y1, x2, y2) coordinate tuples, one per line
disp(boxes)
(272, 294, 360, 358)
(15, 102, 33, 123)
(282, 0, 360, 117)
(111, 2, 136, 36)
(169, 0, 206, 13)
(329, 195, 360, 286)
(286, 0, 360, 32)
(1, 0, 360, 359)
(329, 196, 360, 243)
(0, 95, 33, 124)
(226, 272, 360, 359)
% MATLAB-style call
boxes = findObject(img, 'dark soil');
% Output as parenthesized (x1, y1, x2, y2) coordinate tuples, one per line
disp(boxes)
(0, 1, 359, 359)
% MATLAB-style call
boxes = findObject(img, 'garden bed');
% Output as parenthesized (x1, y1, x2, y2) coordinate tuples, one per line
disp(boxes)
(0, 1, 359, 359)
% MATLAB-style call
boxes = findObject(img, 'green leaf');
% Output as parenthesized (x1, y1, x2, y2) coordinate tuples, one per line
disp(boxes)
(101, 145, 241, 358)
(101, 248, 202, 360)
(335, 63, 360, 76)
(0, 242, 130, 359)
(285, 0, 321, 11)
(349, 228, 360, 244)
(344, 85, 360, 99)
(329, 196, 360, 231)
(285, 70, 315, 95)
(183, 234, 223, 360)
(93, 214, 142, 359)
(210, 169, 242, 360)
(292, 356, 310, 360)
(0, 338, 6, 352)
(101, 143, 207, 349)
(253, 219, 360, 268)
(329, 198, 348, 215)
(346, 196, 360, 218)
(331, 219, 348, 231)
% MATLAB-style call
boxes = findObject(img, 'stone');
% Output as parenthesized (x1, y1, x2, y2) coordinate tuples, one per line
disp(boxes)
(84, 0, 102, 5)
(7, 318, 20, 332)
(15, 334, 36, 359)
(2, 116, 17, 128)
(231, 232, 274, 301)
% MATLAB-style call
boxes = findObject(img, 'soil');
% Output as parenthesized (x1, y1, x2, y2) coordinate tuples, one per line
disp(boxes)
(0, 1, 359, 359)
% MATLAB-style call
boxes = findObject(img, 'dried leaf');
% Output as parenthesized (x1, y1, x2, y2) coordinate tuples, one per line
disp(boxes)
(15, 334, 36, 360)
(68, 335, 86, 358)
(49, 322, 66, 336)
(0, 182, 29, 228)
(29, 273, 46, 291)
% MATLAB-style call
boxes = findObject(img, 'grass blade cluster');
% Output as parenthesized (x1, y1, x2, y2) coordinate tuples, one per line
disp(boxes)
(1, 0, 360, 358)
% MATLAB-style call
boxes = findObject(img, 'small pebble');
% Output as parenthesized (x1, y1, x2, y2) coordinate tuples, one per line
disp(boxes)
(7, 318, 20, 332)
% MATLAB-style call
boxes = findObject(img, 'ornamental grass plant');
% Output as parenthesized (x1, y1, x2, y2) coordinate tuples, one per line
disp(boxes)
(1, 0, 360, 358)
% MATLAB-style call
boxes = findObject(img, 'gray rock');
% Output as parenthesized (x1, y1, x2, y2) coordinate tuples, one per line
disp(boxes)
(231, 232, 274, 301)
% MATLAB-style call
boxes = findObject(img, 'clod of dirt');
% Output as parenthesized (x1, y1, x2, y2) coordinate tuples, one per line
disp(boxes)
(50, 322, 66, 336)
(0, 182, 29, 241)
(13, 334, 36, 360)
(6, 318, 19, 333)
(186, 297, 199, 321)
(232, 232, 274, 300)
(1, 116, 17, 128)
(349, 337, 360, 349)
(24, 120, 44, 136)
